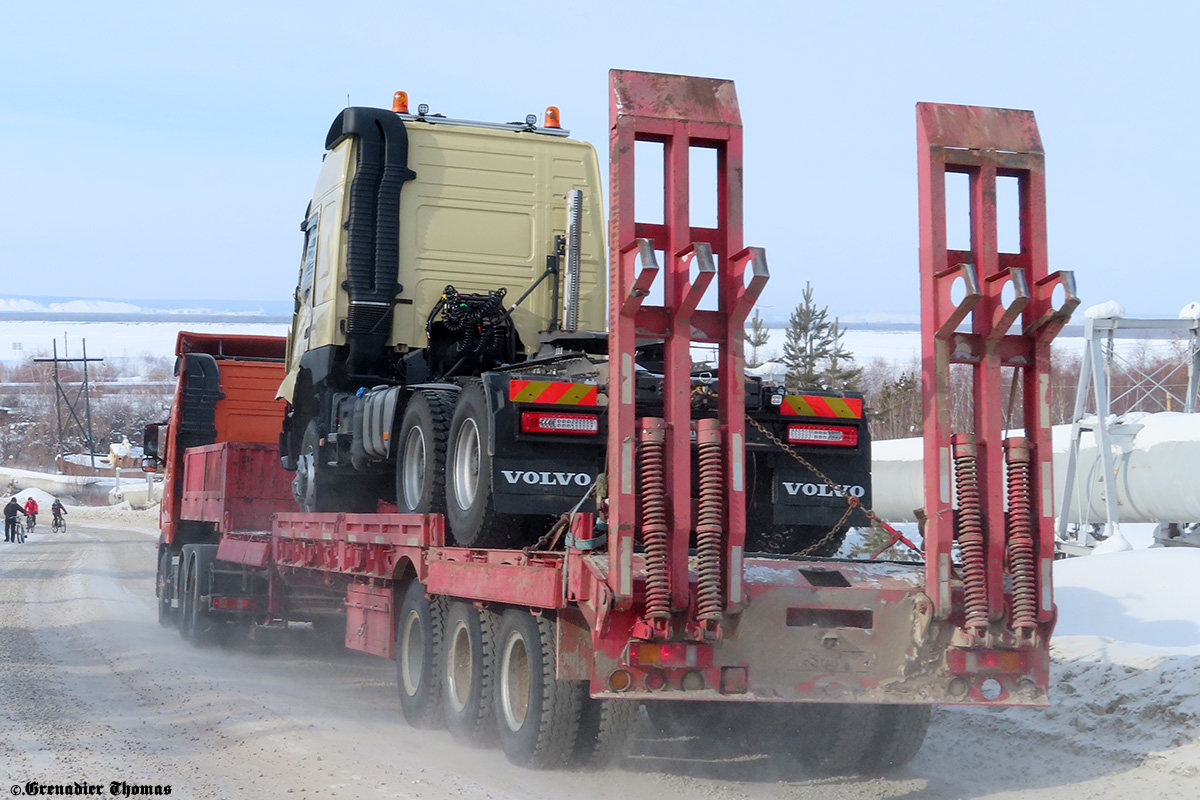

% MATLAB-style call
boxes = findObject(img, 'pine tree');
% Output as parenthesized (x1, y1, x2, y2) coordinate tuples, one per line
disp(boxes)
(745, 309, 771, 368)
(871, 370, 922, 440)
(780, 282, 833, 391)
(823, 318, 862, 390)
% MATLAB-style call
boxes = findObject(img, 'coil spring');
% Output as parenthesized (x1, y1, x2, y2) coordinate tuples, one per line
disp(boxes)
(639, 424, 670, 621)
(1006, 445, 1038, 634)
(954, 445, 989, 633)
(696, 429, 724, 624)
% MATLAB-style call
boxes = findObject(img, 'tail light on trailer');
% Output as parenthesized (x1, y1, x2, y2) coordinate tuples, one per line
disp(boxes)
(520, 412, 599, 435)
(211, 597, 258, 611)
(786, 424, 858, 447)
(947, 648, 1031, 675)
(625, 641, 714, 669)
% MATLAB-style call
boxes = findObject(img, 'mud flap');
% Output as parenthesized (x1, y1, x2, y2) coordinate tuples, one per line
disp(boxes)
(346, 584, 394, 658)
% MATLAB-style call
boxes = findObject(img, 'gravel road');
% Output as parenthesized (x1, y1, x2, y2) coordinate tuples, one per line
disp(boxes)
(1, 515, 1196, 799)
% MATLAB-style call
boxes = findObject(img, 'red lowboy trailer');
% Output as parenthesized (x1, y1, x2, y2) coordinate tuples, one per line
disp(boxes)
(145, 71, 1076, 773)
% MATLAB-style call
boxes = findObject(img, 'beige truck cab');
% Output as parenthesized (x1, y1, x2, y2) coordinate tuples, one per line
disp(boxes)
(279, 99, 609, 523)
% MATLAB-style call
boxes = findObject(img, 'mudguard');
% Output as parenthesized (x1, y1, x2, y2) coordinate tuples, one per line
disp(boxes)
(480, 372, 604, 515)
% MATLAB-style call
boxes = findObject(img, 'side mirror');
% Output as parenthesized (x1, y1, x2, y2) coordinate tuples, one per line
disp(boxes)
(141, 457, 158, 475)
(143, 423, 161, 460)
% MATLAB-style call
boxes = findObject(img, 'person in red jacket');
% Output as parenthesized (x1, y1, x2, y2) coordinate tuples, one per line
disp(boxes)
(23, 496, 38, 528)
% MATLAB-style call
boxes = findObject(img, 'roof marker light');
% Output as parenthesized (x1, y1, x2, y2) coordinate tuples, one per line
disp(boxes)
(544, 106, 561, 129)
(392, 91, 409, 114)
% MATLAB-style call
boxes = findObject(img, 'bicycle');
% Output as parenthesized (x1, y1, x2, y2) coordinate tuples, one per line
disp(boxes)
(14, 518, 25, 544)
(25, 514, 35, 535)
(52, 514, 66, 533)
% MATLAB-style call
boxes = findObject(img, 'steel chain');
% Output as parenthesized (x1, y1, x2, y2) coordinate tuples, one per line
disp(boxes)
(745, 414, 911, 556)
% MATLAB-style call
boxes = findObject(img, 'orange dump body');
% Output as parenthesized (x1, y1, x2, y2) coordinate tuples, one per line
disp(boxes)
(159, 332, 287, 545)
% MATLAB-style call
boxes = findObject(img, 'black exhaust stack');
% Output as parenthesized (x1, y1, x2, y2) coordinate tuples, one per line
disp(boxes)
(325, 108, 415, 377)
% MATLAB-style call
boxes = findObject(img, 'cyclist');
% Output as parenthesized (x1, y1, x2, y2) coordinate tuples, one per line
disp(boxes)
(4, 497, 27, 542)
(23, 496, 38, 531)
(51, 498, 67, 531)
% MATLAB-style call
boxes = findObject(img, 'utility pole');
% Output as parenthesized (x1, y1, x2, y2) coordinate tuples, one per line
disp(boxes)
(34, 339, 104, 472)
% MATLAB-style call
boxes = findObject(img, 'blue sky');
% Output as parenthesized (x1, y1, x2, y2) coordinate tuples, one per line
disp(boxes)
(3, 2, 1196, 322)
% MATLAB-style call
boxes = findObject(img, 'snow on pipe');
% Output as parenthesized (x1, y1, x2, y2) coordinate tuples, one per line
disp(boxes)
(871, 412, 1200, 525)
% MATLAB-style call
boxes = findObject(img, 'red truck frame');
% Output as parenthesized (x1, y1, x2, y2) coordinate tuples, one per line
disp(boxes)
(149, 71, 1075, 774)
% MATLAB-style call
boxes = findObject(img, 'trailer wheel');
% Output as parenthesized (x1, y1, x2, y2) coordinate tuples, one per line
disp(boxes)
(795, 703, 880, 775)
(494, 609, 583, 768)
(396, 390, 455, 514)
(156, 548, 176, 627)
(446, 382, 518, 548)
(856, 704, 931, 773)
(442, 601, 497, 743)
(396, 581, 445, 728)
(572, 697, 637, 768)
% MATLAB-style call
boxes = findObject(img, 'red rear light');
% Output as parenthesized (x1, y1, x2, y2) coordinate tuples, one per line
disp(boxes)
(521, 412, 599, 435)
(786, 424, 858, 447)
(947, 648, 1031, 674)
(626, 642, 714, 668)
(211, 597, 258, 611)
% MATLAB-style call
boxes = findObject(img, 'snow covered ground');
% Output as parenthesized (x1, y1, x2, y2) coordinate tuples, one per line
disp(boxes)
(945, 545, 1200, 787)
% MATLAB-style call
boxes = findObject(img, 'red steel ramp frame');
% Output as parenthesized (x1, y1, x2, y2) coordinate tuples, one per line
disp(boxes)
(917, 103, 1077, 650)
(605, 70, 766, 639)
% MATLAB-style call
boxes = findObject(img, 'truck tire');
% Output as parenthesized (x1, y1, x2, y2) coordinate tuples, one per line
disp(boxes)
(571, 697, 637, 768)
(856, 704, 931, 773)
(643, 700, 730, 737)
(441, 601, 497, 743)
(795, 703, 880, 775)
(294, 418, 377, 513)
(494, 609, 583, 768)
(182, 544, 221, 647)
(294, 419, 337, 513)
(177, 550, 195, 642)
(157, 548, 176, 627)
(396, 390, 455, 514)
(446, 382, 518, 548)
(396, 580, 445, 728)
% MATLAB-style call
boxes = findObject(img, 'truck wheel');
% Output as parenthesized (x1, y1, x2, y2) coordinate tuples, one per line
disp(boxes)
(396, 390, 455, 514)
(572, 697, 637, 768)
(157, 548, 176, 627)
(494, 609, 584, 768)
(294, 419, 337, 512)
(396, 580, 445, 728)
(446, 382, 518, 548)
(185, 544, 221, 647)
(442, 601, 497, 743)
(177, 551, 195, 641)
(857, 704, 931, 773)
(795, 703, 880, 775)
(294, 418, 380, 513)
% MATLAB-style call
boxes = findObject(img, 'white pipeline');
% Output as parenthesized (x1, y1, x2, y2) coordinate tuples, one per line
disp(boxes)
(870, 412, 1200, 524)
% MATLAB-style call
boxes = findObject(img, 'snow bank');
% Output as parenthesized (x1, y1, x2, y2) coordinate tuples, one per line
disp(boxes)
(1085, 300, 1126, 319)
(1055, 548, 1200, 654)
